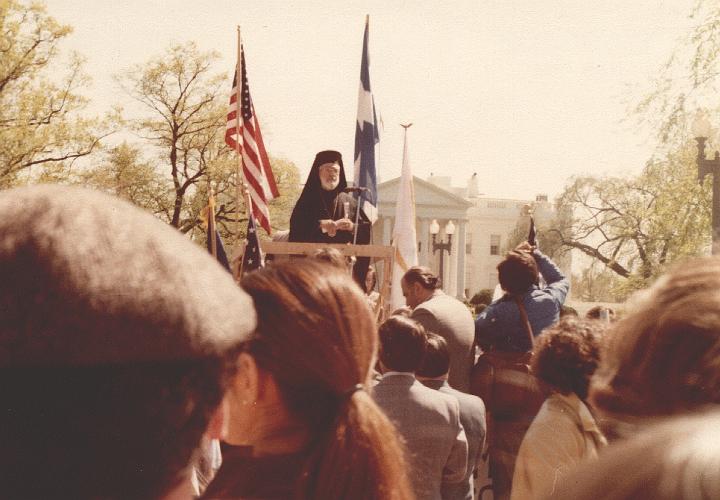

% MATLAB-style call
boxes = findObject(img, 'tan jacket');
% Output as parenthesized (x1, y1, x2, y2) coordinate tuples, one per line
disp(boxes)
(412, 290, 475, 392)
(510, 392, 607, 500)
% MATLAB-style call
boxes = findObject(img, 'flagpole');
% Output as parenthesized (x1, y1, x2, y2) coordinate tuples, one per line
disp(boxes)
(208, 183, 218, 259)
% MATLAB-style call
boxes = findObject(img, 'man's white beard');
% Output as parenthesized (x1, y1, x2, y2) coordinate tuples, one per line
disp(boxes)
(321, 178, 340, 191)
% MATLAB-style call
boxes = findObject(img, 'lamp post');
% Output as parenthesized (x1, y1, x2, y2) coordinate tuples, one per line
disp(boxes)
(692, 110, 720, 254)
(430, 219, 455, 287)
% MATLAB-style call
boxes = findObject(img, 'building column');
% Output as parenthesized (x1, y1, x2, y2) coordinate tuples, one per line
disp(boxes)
(456, 220, 467, 299)
(382, 217, 392, 245)
(447, 224, 458, 297)
(419, 218, 430, 267)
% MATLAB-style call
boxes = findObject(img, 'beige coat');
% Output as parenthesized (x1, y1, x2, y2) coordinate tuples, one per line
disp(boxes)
(510, 392, 607, 500)
(412, 290, 475, 392)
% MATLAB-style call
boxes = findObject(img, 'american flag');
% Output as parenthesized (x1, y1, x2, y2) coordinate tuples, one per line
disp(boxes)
(240, 212, 264, 275)
(226, 42, 279, 235)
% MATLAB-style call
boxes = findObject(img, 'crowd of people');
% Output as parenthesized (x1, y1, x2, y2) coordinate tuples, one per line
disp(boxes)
(2, 182, 720, 500)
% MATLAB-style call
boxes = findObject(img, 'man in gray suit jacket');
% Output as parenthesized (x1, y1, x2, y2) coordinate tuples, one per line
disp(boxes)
(402, 266, 475, 392)
(418, 333, 487, 500)
(373, 315, 468, 500)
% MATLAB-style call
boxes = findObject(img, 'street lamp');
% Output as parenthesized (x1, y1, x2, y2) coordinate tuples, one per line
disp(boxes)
(430, 219, 455, 286)
(692, 109, 720, 254)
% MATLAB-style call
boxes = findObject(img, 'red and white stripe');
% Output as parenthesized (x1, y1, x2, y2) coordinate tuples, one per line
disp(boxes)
(226, 46, 279, 234)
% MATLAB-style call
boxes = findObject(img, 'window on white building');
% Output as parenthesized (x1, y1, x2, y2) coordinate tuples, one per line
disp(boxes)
(466, 233, 472, 254)
(490, 234, 501, 255)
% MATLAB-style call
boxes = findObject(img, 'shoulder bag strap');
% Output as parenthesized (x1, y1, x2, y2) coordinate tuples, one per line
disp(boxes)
(514, 296, 534, 349)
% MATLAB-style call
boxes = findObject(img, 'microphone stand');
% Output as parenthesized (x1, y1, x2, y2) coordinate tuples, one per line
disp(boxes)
(349, 189, 364, 275)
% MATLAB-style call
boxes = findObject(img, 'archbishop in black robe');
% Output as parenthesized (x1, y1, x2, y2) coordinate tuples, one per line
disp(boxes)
(289, 150, 371, 287)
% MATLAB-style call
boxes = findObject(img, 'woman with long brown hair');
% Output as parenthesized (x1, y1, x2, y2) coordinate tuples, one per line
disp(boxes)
(203, 260, 413, 500)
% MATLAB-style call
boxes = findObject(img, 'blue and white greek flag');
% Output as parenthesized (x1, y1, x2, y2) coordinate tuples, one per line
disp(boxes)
(353, 15, 379, 223)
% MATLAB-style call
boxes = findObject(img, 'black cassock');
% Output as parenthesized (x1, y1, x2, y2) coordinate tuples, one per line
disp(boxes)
(289, 150, 371, 288)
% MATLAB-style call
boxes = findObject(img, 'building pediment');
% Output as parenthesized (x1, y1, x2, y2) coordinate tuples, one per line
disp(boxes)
(377, 176, 473, 210)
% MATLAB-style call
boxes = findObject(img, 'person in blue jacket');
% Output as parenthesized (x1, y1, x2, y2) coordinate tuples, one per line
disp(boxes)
(475, 242, 569, 353)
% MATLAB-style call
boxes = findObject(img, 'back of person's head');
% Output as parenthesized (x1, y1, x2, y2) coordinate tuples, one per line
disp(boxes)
(402, 266, 441, 290)
(0, 185, 256, 499)
(586, 305, 616, 321)
(417, 332, 451, 379)
(391, 306, 413, 317)
(532, 317, 606, 400)
(312, 247, 349, 270)
(559, 304, 579, 318)
(378, 315, 428, 373)
(240, 261, 412, 500)
(553, 408, 720, 500)
(497, 249, 538, 295)
(590, 256, 720, 428)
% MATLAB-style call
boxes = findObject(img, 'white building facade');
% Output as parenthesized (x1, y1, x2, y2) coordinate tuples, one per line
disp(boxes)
(374, 174, 564, 299)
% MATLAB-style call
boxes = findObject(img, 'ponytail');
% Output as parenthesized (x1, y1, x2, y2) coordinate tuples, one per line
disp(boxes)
(296, 390, 414, 500)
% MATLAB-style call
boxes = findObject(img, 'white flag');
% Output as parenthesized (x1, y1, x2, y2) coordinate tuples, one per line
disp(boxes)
(391, 126, 418, 310)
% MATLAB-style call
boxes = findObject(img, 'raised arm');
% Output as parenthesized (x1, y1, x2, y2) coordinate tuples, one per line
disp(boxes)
(533, 250, 569, 304)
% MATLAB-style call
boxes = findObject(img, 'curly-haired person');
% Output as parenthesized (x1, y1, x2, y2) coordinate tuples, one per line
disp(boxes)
(510, 318, 608, 500)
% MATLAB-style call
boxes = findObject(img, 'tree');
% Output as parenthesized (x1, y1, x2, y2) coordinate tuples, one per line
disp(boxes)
(117, 42, 226, 229)
(634, 1, 720, 144)
(187, 155, 302, 245)
(504, 213, 567, 260)
(79, 142, 173, 218)
(0, 0, 108, 187)
(571, 263, 625, 303)
(551, 144, 711, 293)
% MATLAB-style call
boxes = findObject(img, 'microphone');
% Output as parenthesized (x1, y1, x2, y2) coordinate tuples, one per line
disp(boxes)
(342, 187, 370, 193)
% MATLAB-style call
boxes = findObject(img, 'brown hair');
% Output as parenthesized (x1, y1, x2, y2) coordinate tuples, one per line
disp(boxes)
(532, 317, 605, 400)
(590, 256, 720, 422)
(402, 266, 441, 290)
(497, 250, 538, 295)
(417, 332, 450, 378)
(585, 305, 616, 321)
(0, 359, 236, 499)
(312, 247, 350, 270)
(241, 261, 413, 500)
(378, 315, 427, 373)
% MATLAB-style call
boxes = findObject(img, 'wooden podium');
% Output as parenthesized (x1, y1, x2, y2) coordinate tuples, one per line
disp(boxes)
(238, 241, 395, 320)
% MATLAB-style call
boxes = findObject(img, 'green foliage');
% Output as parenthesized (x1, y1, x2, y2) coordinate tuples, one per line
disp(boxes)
(79, 142, 173, 218)
(571, 264, 626, 303)
(187, 155, 301, 246)
(553, 143, 711, 293)
(0, 0, 108, 186)
(633, 2, 720, 144)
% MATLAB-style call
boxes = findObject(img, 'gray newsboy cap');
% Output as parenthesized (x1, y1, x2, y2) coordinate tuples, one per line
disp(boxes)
(0, 185, 256, 365)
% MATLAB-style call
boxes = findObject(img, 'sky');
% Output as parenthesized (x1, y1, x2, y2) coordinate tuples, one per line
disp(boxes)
(46, 0, 698, 200)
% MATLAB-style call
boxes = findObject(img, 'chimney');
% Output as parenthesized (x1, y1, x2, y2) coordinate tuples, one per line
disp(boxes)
(467, 172, 479, 198)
